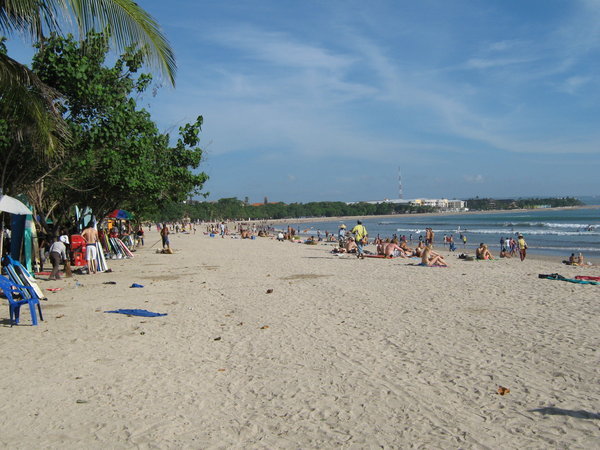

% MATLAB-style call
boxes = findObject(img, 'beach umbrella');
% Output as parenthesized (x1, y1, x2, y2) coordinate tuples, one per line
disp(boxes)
(107, 209, 132, 220)
(0, 195, 32, 215)
(0, 195, 33, 259)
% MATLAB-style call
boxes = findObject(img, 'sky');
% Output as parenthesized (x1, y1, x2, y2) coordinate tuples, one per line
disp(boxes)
(7, 0, 600, 203)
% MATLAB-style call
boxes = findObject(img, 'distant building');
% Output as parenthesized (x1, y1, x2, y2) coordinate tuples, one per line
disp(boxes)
(347, 198, 467, 211)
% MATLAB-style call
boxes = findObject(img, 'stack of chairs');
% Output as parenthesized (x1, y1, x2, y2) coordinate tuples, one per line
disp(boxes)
(1, 256, 45, 326)
(0, 274, 44, 326)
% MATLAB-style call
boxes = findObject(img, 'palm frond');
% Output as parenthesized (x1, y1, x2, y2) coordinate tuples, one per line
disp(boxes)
(1, 0, 176, 85)
(0, 0, 61, 41)
(66, 0, 176, 85)
(0, 52, 69, 156)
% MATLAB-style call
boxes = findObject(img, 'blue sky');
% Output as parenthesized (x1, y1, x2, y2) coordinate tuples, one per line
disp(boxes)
(7, 0, 600, 202)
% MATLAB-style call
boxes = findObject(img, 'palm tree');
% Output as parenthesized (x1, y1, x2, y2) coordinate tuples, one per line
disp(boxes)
(1, 0, 176, 84)
(0, 0, 176, 158)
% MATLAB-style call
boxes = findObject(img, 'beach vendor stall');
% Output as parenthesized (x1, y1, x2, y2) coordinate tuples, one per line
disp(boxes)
(104, 209, 135, 259)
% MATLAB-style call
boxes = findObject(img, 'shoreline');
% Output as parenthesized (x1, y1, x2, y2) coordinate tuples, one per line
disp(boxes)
(240, 205, 599, 264)
(252, 204, 599, 226)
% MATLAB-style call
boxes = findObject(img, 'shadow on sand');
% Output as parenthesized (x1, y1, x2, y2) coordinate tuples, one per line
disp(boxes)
(529, 407, 600, 420)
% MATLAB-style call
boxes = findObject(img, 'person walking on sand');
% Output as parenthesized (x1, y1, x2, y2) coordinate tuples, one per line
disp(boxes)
(81, 224, 99, 274)
(518, 234, 527, 261)
(160, 224, 170, 250)
(351, 220, 368, 259)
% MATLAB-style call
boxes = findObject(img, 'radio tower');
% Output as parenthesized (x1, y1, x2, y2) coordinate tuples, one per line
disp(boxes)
(398, 167, 404, 200)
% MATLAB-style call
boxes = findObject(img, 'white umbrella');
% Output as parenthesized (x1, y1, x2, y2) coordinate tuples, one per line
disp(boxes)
(0, 195, 32, 215)
(0, 195, 33, 259)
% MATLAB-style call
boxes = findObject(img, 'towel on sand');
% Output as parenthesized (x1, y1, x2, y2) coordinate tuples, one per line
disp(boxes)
(105, 309, 167, 317)
(539, 274, 599, 285)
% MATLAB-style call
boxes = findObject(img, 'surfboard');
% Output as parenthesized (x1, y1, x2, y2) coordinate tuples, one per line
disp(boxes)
(9, 214, 25, 261)
(115, 238, 134, 258)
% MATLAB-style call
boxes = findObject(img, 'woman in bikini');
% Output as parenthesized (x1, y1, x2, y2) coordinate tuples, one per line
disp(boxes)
(421, 245, 448, 267)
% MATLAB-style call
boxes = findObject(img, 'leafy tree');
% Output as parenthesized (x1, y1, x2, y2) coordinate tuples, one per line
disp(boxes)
(0, 0, 176, 159)
(20, 31, 205, 230)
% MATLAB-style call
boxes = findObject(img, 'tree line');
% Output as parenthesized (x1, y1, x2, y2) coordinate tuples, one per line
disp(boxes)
(464, 197, 583, 211)
(148, 196, 584, 222)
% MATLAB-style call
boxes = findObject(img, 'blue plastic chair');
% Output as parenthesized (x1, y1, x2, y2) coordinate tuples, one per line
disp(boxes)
(0, 275, 44, 326)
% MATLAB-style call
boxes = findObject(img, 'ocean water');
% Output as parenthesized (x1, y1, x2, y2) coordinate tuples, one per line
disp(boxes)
(290, 208, 600, 258)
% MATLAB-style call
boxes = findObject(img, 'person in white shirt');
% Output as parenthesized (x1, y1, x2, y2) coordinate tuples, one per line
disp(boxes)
(48, 238, 67, 280)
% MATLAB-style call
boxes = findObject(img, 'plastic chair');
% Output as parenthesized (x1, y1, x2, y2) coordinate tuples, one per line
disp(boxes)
(0, 275, 44, 326)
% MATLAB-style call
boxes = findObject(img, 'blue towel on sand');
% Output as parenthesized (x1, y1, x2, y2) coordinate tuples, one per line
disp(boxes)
(105, 309, 167, 317)
(130, 283, 144, 288)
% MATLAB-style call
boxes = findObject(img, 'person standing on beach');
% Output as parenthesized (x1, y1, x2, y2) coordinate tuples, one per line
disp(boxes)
(81, 224, 99, 274)
(518, 234, 527, 261)
(338, 224, 346, 247)
(160, 225, 170, 250)
(351, 220, 368, 259)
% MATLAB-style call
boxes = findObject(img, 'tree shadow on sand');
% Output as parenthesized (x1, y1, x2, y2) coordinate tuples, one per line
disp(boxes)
(529, 407, 600, 420)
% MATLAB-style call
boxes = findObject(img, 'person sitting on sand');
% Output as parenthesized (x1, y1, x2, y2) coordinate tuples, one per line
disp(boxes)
(564, 252, 585, 265)
(476, 243, 494, 260)
(499, 249, 512, 258)
(399, 240, 413, 256)
(413, 241, 426, 257)
(345, 238, 358, 253)
(383, 242, 407, 258)
(421, 245, 447, 267)
(305, 236, 317, 245)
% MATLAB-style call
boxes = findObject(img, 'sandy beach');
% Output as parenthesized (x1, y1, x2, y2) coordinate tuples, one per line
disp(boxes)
(1, 228, 599, 448)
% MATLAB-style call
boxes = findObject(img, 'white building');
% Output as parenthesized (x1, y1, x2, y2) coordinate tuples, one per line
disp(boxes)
(347, 198, 467, 211)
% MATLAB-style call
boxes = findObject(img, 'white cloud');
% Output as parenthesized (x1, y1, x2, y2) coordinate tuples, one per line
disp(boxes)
(464, 57, 538, 70)
(210, 26, 355, 71)
(464, 174, 484, 183)
(559, 75, 593, 94)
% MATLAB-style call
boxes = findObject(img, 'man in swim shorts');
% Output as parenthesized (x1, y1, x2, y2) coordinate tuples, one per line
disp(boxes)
(81, 224, 99, 274)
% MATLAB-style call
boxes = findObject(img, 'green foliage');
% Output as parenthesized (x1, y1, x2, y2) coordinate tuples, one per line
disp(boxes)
(147, 199, 435, 222)
(149, 196, 582, 222)
(465, 197, 583, 210)
(11, 31, 206, 228)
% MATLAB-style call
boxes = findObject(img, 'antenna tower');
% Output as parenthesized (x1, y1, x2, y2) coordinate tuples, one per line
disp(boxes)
(398, 167, 403, 200)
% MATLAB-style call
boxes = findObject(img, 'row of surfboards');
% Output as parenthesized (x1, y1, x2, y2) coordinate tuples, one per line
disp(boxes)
(97, 235, 134, 259)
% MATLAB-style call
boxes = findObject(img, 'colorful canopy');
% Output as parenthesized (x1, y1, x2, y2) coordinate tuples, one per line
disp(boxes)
(107, 209, 132, 219)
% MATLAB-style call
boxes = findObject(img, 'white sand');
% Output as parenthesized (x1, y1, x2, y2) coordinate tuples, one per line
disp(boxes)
(1, 228, 599, 448)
